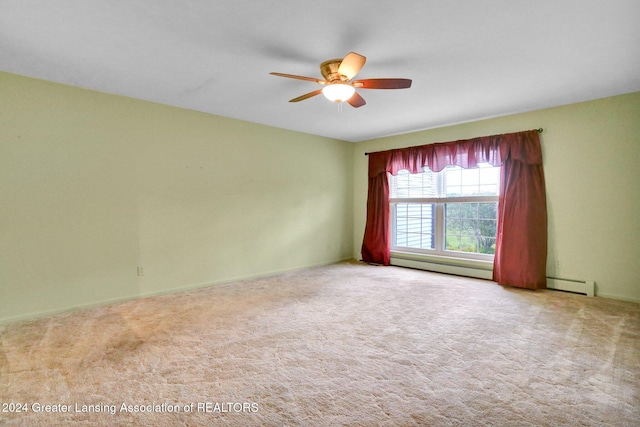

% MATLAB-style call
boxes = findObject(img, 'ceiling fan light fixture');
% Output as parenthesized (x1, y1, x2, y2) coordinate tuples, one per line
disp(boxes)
(322, 83, 355, 103)
(271, 52, 411, 108)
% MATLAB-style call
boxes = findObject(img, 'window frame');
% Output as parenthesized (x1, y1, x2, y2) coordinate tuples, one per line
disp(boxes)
(389, 165, 500, 262)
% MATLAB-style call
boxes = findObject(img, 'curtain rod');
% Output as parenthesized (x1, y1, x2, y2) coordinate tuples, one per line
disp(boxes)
(364, 128, 543, 155)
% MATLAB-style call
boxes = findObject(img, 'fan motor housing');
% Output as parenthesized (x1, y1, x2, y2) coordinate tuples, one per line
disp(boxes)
(320, 59, 348, 83)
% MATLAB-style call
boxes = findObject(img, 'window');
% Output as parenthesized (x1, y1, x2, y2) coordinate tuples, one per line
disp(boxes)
(389, 163, 500, 260)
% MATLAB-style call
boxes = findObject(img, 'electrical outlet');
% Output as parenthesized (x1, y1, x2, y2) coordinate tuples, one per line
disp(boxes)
(137, 266, 144, 276)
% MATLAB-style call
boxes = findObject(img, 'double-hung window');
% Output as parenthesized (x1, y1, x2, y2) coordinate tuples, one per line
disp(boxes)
(389, 163, 500, 261)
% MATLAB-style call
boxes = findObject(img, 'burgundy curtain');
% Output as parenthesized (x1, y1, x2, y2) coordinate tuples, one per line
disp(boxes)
(361, 130, 547, 290)
(361, 153, 391, 265)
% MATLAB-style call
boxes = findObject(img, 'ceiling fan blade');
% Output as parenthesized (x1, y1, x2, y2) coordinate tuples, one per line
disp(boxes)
(338, 52, 366, 80)
(270, 72, 325, 84)
(346, 92, 366, 108)
(289, 89, 323, 102)
(352, 78, 412, 89)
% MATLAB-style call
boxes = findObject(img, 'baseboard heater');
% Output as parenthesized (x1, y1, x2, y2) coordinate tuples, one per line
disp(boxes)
(390, 256, 493, 280)
(546, 277, 595, 297)
(390, 256, 595, 297)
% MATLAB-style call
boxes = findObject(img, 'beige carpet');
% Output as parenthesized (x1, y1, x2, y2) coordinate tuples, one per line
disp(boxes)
(1, 261, 639, 426)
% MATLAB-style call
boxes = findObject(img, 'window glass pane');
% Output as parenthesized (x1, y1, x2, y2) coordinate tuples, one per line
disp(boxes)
(445, 204, 460, 234)
(461, 168, 478, 185)
(392, 203, 434, 250)
(479, 163, 500, 188)
(461, 203, 477, 217)
(479, 184, 498, 195)
(406, 217, 422, 232)
(477, 202, 498, 254)
(444, 167, 462, 197)
(445, 168, 461, 187)
(478, 202, 497, 219)
(444, 202, 498, 255)
(390, 169, 437, 198)
(443, 163, 500, 197)
(407, 204, 423, 216)
(395, 232, 408, 247)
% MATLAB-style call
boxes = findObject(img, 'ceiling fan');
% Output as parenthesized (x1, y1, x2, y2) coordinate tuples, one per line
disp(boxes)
(270, 52, 412, 108)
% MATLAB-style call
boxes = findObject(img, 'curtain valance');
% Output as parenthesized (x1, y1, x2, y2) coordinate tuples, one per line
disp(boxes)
(368, 131, 543, 177)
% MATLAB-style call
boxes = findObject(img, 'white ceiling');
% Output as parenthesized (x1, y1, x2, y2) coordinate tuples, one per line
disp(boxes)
(2, 0, 639, 142)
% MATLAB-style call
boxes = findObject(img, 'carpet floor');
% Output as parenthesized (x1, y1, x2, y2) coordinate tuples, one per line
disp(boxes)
(1, 261, 639, 426)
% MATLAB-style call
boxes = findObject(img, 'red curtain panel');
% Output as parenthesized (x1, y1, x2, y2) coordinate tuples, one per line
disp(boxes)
(361, 130, 547, 289)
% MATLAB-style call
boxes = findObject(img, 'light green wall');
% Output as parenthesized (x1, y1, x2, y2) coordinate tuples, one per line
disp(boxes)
(353, 92, 640, 302)
(2, 71, 638, 325)
(0, 72, 354, 324)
